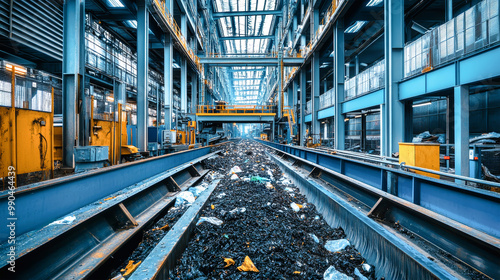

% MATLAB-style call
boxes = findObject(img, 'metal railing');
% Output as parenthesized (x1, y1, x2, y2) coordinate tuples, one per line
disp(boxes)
(404, 0, 500, 78)
(196, 104, 276, 114)
(345, 59, 385, 100)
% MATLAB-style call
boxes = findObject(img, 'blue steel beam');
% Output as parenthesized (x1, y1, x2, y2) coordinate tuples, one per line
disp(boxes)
(382, 0, 405, 156)
(454, 85, 469, 183)
(219, 35, 275, 40)
(136, 1, 148, 152)
(199, 57, 304, 66)
(0, 147, 211, 242)
(62, 0, 85, 168)
(334, 19, 345, 150)
(259, 141, 500, 242)
(212, 10, 282, 18)
(299, 70, 306, 146)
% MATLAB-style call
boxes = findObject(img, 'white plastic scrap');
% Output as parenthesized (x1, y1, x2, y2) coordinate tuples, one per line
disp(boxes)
(189, 185, 206, 197)
(230, 174, 239, 180)
(284, 187, 294, 192)
(362, 263, 371, 272)
(175, 191, 195, 206)
(49, 215, 76, 226)
(325, 239, 350, 253)
(309, 233, 320, 243)
(197, 217, 223, 226)
(323, 266, 353, 280)
(229, 207, 246, 214)
(229, 166, 242, 174)
(354, 268, 368, 280)
(265, 182, 274, 189)
(290, 202, 301, 212)
(216, 192, 226, 198)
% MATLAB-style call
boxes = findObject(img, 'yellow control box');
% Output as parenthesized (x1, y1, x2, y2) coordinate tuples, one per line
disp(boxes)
(399, 143, 440, 179)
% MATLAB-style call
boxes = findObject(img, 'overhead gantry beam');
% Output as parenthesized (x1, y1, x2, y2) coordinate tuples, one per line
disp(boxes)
(219, 35, 275, 40)
(199, 57, 304, 66)
(213, 10, 282, 18)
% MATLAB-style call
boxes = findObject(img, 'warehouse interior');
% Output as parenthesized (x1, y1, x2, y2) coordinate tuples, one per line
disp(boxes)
(0, 0, 499, 279)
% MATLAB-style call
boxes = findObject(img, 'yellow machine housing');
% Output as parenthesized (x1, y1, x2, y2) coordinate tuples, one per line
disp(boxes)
(260, 133, 268, 141)
(399, 143, 440, 179)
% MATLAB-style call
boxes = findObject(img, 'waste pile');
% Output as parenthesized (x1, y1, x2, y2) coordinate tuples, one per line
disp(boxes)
(412, 131, 445, 144)
(172, 140, 375, 279)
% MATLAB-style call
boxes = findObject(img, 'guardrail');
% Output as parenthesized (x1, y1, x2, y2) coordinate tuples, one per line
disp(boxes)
(196, 104, 277, 114)
(257, 140, 500, 240)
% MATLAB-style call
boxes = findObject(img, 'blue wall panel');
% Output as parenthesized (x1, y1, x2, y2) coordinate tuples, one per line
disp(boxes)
(342, 89, 384, 113)
(426, 64, 456, 93)
(460, 46, 500, 84)
(318, 106, 335, 119)
(399, 75, 426, 100)
(305, 114, 312, 122)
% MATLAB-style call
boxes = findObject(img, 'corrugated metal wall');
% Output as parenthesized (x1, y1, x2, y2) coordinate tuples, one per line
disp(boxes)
(0, 0, 63, 61)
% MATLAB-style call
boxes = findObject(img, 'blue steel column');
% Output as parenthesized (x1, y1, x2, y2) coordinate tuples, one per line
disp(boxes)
(299, 70, 306, 146)
(382, 0, 405, 156)
(311, 8, 320, 143)
(445, 0, 453, 21)
(136, 1, 149, 151)
(164, 35, 173, 132)
(181, 14, 188, 114)
(334, 19, 345, 150)
(454, 85, 469, 183)
(62, 0, 85, 168)
(192, 75, 198, 114)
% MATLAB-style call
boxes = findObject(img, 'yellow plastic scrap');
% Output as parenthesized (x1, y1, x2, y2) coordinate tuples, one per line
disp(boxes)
(223, 258, 235, 268)
(211, 204, 215, 210)
(294, 271, 301, 274)
(237, 256, 259, 272)
(121, 260, 141, 276)
(152, 224, 169, 231)
(296, 204, 303, 209)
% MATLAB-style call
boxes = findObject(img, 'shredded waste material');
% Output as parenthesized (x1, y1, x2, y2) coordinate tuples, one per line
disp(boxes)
(172, 140, 375, 279)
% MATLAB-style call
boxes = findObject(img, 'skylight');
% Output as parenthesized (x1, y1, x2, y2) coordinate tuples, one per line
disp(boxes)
(125, 20, 137, 28)
(345, 21, 367, 33)
(366, 0, 383, 7)
(106, 0, 124, 8)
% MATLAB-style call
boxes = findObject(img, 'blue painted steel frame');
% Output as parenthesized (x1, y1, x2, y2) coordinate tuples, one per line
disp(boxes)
(259, 141, 500, 239)
(0, 147, 211, 242)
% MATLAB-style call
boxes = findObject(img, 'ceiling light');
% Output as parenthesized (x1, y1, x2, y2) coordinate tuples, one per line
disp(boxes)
(366, 0, 383, 7)
(412, 101, 432, 107)
(354, 115, 362, 118)
(107, 0, 124, 7)
(125, 20, 137, 28)
(345, 21, 367, 33)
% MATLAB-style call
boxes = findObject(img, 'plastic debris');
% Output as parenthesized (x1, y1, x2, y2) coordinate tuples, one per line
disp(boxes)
(229, 207, 246, 214)
(354, 268, 368, 280)
(151, 224, 169, 231)
(284, 187, 294, 192)
(323, 266, 353, 280)
(216, 192, 226, 198)
(325, 239, 350, 253)
(237, 256, 259, 272)
(223, 258, 235, 268)
(197, 217, 223, 226)
(230, 174, 239, 180)
(309, 233, 320, 243)
(110, 273, 124, 280)
(290, 202, 301, 212)
(229, 166, 243, 174)
(121, 260, 142, 276)
(175, 191, 195, 206)
(49, 215, 76, 226)
(293, 271, 301, 274)
(362, 263, 371, 272)
(250, 176, 270, 182)
(211, 204, 215, 210)
(265, 182, 274, 189)
(189, 185, 206, 197)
